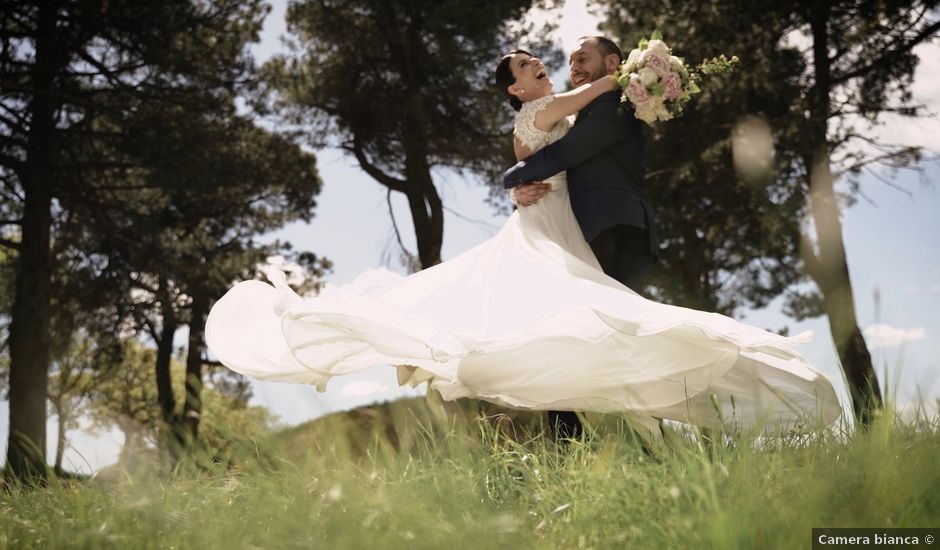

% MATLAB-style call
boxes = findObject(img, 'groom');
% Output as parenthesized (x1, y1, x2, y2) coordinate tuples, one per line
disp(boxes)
(503, 36, 657, 441)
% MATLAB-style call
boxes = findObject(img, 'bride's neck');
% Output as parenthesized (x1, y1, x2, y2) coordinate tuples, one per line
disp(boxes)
(525, 90, 552, 103)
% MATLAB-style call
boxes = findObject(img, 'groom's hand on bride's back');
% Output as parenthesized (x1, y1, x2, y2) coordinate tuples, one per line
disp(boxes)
(510, 182, 551, 207)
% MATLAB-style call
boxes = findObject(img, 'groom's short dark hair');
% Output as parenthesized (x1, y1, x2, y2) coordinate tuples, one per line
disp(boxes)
(580, 36, 623, 62)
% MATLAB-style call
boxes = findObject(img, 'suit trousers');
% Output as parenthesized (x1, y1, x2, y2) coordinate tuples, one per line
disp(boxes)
(548, 224, 656, 440)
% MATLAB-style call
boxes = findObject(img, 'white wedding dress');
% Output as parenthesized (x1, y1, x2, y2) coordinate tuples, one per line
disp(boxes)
(206, 95, 842, 439)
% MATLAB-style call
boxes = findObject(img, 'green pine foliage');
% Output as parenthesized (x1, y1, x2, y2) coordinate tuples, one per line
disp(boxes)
(262, 0, 561, 268)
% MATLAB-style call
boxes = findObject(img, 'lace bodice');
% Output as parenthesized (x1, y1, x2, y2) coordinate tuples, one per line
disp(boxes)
(513, 95, 571, 153)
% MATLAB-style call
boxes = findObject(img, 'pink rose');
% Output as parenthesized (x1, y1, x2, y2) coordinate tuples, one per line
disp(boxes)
(641, 50, 671, 77)
(661, 72, 682, 100)
(626, 76, 650, 104)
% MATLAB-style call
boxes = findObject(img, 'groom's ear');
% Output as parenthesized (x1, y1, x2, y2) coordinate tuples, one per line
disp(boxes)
(604, 54, 620, 74)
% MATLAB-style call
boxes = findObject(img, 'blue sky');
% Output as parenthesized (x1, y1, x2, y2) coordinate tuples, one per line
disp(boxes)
(2, 0, 937, 473)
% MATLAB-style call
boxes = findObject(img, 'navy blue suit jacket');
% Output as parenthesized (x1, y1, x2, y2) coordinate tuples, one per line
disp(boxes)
(502, 90, 655, 250)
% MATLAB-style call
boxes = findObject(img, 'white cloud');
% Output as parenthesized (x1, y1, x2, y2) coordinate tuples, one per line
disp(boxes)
(339, 380, 389, 398)
(864, 323, 927, 348)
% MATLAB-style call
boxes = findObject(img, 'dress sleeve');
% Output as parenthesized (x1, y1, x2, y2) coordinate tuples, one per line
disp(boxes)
(512, 95, 555, 151)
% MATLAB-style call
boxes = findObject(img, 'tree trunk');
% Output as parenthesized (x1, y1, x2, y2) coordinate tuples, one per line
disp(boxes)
(807, 5, 882, 427)
(117, 420, 145, 469)
(680, 227, 719, 312)
(398, 19, 443, 270)
(401, 92, 443, 269)
(403, 172, 444, 269)
(183, 287, 209, 445)
(6, 3, 59, 481)
(53, 400, 67, 474)
(153, 280, 184, 460)
(155, 286, 178, 426)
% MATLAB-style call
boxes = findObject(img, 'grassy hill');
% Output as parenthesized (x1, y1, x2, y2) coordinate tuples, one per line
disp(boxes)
(268, 396, 543, 462)
(2, 398, 939, 549)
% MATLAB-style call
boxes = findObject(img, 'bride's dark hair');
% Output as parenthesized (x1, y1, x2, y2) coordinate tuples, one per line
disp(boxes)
(494, 49, 532, 112)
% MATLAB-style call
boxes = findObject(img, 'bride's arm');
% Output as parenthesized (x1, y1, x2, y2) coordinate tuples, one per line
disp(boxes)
(508, 138, 550, 206)
(532, 76, 618, 132)
(509, 138, 530, 205)
(513, 137, 532, 161)
(503, 94, 639, 189)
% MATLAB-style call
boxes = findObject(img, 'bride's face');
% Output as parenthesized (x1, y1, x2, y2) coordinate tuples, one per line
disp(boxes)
(507, 53, 553, 103)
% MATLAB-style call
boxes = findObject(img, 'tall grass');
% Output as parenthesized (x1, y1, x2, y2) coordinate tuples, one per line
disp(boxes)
(2, 397, 939, 549)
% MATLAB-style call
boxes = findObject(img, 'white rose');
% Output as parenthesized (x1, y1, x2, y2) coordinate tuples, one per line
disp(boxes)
(669, 55, 682, 70)
(624, 60, 638, 74)
(647, 39, 669, 55)
(638, 67, 659, 86)
(654, 99, 672, 120)
(627, 48, 641, 65)
(635, 106, 657, 124)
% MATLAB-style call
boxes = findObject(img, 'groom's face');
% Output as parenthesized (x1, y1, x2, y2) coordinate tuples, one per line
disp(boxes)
(569, 39, 616, 87)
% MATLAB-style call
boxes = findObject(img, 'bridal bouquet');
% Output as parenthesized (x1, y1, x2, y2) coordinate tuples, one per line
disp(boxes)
(613, 30, 738, 125)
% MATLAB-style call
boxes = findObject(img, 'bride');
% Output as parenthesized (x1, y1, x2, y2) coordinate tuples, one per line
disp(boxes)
(206, 49, 842, 443)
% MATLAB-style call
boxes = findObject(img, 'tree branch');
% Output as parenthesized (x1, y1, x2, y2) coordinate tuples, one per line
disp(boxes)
(386, 188, 419, 269)
(342, 137, 407, 193)
(141, 318, 159, 343)
(833, 144, 922, 178)
(0, 180, 24, 202)
(75, 50, 150, 91)
(831, 19, 940, 85)
(0, 110, 28, 136)
(0, 153, 24, 172)
(0, 237, 21, 250)
(441, 204, 499, 231)
(863, 166, 914, 196)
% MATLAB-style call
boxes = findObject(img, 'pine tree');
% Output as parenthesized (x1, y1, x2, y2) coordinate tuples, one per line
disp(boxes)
(263, 0, 557, 269)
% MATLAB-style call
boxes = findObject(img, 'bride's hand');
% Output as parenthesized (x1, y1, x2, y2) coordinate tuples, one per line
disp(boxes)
(603, 74, 619, 91)
(511, 182, 551, 207)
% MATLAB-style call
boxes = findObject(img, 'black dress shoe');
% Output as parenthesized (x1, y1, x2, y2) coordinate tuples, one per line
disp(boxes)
(548, 410, 583, 441)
